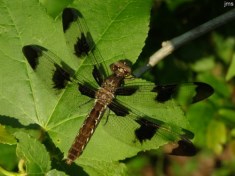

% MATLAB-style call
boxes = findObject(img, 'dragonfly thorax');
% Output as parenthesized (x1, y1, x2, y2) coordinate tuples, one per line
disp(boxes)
(95, 87, 114, 105)
(110, 60, 131, 77)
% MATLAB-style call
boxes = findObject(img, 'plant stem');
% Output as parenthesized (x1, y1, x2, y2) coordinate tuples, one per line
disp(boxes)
(0, 160, 26, 176)
(133, 8, 235, 77)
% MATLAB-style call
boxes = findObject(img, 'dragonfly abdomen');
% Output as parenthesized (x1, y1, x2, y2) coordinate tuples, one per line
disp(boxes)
(66, 101, 106, 164)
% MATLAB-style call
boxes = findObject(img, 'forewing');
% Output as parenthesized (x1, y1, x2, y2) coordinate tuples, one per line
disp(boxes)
(62, 8, 92, 58)
(62, 8, 108, 82)
(22, 45, 76, 91)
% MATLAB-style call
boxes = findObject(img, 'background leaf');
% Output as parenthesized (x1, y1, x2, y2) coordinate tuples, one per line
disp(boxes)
(0, 144, 17, 172)
(80, 160, 128, 176)
(46, 169, 69, 176)
(0, 0, 66, 126)
(0, 125, 16, 144)
(0, 0, 152, 174)
(16, 132, 51, 175)
(226, 53, 235, 81)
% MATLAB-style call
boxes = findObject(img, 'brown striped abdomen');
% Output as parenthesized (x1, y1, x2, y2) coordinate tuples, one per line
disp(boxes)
(66, 102, 106, 164)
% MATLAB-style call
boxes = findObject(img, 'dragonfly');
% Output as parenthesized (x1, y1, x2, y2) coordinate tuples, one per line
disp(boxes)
(22, 8, 214, 165)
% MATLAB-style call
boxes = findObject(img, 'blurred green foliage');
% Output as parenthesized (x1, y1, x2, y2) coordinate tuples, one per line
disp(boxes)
(131, 0, 235, 175)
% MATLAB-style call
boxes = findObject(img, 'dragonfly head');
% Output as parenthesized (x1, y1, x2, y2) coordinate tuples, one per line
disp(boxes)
(110, 60, 132, 77)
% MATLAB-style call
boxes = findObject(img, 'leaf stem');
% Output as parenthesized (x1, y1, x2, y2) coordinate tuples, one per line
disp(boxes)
(18, 159, 25, 174)
(0, 160, 26, 176)
(133, 8, 235, 77)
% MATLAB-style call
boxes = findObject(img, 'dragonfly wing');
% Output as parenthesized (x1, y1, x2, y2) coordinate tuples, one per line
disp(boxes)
(108, 99, 130, 116)
(62, 8, 108, 81)
(102, 77, 199, 156)
(103, 102, 196, 156)
(22, 45, 76, 91)
(152, 82, 214, 104)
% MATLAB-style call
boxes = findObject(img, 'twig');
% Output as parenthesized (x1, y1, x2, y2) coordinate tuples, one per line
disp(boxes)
(133, 8, 235, 77)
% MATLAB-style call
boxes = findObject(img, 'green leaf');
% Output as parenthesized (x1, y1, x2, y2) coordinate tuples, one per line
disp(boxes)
(165, 0, 194, 11)
(0, 0, 66, 126)
(212, 33, 235, 64)
(39, 0, 73, 18)
(219, 108, 235, 124)
(79, 160, 128, 176)
(46, 169, 69, 176)
(207, 120, 227, 154)
(190, 56, 215, 72)
(188, 102, 215, 147)
(15, 132, 51, 175)
(0, 125, 16, 145)
(0, 144, 17, 171)
(226, 53, 235, 81)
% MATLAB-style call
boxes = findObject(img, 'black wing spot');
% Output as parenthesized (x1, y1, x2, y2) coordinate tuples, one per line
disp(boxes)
(135, 118, 161, 143)
(153, 82, 214, 104)
(52, 61, 75, 90)
(62, 8, 95, 58)
(108, 100, 130, 116)
(115, 86, 138, 96)
(22, 45, 46, 69)
(152, 85, 178, 103)
(181, 129, 194, 140)
(78, 83, 96, 98)
(170, 139, 197, 156)
(62, 8, 82, 32)
(92, 65, 104, 86)
(52, 64, 71, 89)
(192, 82, 214, 103)
(74, 32, 92, 57)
